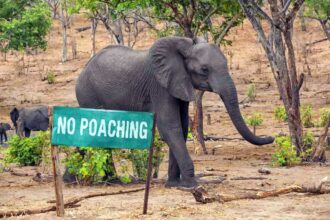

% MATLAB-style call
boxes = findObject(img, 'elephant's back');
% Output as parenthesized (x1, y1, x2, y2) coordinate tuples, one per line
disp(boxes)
(76, 45, 150, 110)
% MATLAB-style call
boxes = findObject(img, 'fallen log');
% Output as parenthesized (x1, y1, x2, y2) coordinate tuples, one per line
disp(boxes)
(192, 177, 330, 204)
(0, 187, 145, 218)
(230, 176, 268, 180)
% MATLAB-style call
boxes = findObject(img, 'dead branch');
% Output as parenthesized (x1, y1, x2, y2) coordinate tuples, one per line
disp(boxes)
(10, 171, 32, 177)
(204, 135, 244, 141)
(192, 177, 330, 204)
(0, 187, 145, 218)
(230, 176, 268, 180)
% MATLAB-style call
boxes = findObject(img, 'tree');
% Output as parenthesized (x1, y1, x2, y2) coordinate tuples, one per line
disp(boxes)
(0, 0, 52, 61)
(44, 0, 60, 18)
(238, 1, 307, 156)
(304, 0, 330, 42)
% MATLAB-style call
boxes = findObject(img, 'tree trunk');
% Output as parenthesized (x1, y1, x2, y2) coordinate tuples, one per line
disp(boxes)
(310, 114, 329, 162)
(91, 18, 97, 56)
(239, 0, 305, 155)
(60, 3, 68, 63)
(192, 90, 208, 155)
(298, 5, 306, 32)
(320, 20, 330, 40)
(71, 16, 77, 60)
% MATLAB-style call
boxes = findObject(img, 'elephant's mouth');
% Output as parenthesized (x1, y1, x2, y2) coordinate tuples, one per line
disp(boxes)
(199, 82, 212, 91)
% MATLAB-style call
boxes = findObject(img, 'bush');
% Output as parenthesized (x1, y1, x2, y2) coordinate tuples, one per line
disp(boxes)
(246, 83, 256, 102)
(272, 135, 301, 166)
(63, 147, 116, 185)
(272, 132, 315, 166)
(274, 106, 288, 122)
(4, 131, 50, 166)
(63, 132, 166, 184)
(246, 112, 263, 135)
(47, 71, 55, 84)
(319, 108, 330, 127)
(300, 104, 314, 128)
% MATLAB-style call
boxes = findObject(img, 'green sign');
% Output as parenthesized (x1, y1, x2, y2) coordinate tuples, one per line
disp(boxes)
(51, 106, 154, 149)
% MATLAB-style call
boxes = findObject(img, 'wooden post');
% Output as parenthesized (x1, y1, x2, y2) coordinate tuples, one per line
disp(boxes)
(143, 115, 156, 215)
(48, 107, 65, 217)
(206, 114, 211, 125)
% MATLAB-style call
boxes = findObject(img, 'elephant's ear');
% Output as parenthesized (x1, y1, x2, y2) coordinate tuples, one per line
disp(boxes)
(149, 36, 195, 102)
(10, 107, 19, 127)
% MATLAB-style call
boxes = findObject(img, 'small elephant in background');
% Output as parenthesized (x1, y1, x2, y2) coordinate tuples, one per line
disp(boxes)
(0, 123, 11, 144)
(10, 106, 49, 137)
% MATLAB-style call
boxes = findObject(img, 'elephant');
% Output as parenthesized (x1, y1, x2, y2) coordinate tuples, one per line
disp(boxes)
(0, 123, 11, 144)
(75, 36, 274, 188)
(10, 106, 49, 137)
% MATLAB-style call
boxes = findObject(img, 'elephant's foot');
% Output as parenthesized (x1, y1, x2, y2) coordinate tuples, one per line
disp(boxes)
(165, 179, 181, 188)
(180, 177, 198, 189)
(165, 177, 198, 189)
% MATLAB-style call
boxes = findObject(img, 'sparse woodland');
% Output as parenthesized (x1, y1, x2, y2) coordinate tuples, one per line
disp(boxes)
(0, 0, 329, 219)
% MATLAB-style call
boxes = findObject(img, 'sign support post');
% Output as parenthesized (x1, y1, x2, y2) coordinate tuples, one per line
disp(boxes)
(143, 115, 156, 215)
(49, 107, 65, 217)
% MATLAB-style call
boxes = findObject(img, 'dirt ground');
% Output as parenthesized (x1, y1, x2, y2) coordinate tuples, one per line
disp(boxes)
(0, 13, 330, 219)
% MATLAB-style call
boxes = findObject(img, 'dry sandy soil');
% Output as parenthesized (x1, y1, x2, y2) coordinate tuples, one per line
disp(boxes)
(0, 13, 330, 219)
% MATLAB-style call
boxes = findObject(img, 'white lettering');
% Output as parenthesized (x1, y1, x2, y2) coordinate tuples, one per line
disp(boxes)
(97, 119, 107, 137)
(129, 121, 139, 139)
(116, 120, 125, 138)
(67, 117, 75, 135)
(139, 122, 148, 139)
(80, 118, 88, 135)
(89, 119, 97, 136)
(108, 120, 116, 137)
(57, 117, 66, 134)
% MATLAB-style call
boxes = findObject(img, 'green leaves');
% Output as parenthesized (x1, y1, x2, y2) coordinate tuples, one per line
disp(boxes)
(305, 0, 330, 20)
(0, 0, 52, 52)
(4, 131, 51, 166)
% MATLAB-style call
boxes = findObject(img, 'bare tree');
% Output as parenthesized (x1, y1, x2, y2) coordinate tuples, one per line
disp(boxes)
(59, 0, 72, 63)
(239, 0, 307, 155)
(45, 0, 60, 19)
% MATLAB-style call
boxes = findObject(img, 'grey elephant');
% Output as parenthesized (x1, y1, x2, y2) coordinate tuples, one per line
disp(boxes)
(0, 123, 11, 144)
(10, 106, 49, 137)
(76, 36, 274, 188)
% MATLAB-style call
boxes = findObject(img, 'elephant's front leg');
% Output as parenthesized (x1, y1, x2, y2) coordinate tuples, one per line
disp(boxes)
(166, 101, 190, 187)
(156, 100, 197, 188)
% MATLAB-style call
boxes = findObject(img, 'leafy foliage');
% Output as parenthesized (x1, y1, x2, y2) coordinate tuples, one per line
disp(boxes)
(304, 0, 330, 20)
(64, 131, 165, 184)
(4, 131, 50, 166)
(63, 147, 116, 185)
(274, 106, 288, 122)
(319, 108, 330, 127)
(272, 135, 301, 166)
(301, 104, 314, 128)
(47, 70, 55, 84)
(272, 132, 316, 166)
(246, 83, 256, 102)
(246, 112, 263, 126)
(0, 0, 52, 53)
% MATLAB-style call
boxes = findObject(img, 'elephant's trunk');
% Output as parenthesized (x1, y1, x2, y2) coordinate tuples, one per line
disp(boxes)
(216, 76, 274, 145)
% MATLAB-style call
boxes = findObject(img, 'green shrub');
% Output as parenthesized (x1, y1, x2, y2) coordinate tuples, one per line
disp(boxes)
(246, 112, 263, 135)
(47, 71, 55, 84)
(272, 135, 301, 166)
(319, 108, 330, 127)
(300, 104, 314, 128)
(246, 83, 256, 102)
(63, 147, 116, 185)
(274, 106, 288, 122)
(63, 132, 166, 184)
(4, 131, 50, 166)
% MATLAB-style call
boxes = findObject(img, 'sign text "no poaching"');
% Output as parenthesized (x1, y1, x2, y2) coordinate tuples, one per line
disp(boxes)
(51, 106, 154, 149)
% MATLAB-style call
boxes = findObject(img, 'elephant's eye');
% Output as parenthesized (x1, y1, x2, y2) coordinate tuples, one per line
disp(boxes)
(200, 66, 209, 76)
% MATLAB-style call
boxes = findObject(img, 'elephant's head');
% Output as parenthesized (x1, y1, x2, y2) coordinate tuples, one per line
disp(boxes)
(150, 36, 274, 145)
(10, 107, 19, 131)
